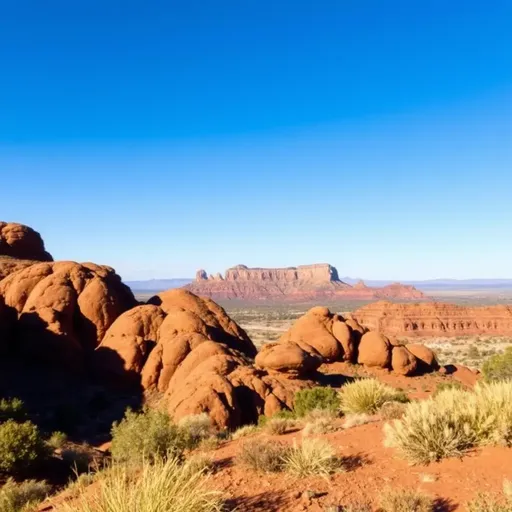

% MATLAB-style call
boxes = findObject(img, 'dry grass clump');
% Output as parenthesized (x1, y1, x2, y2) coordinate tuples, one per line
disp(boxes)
(467, 479, 512, 512)
(379, 401, 407, 420)
(282, 438, 342, 477)
(302, 409, 340, 436)
(342, 413, 372, 429)
(237, 439, 287, 473)
(380, 488, 434, 512)
(178, 414, 215, 445)
(231, 425, 259, 440)
(0, 478, 50, 512)
(340, 379, 408, 415)
(183, 453, 215, 476)
(62, 457, 223, 512)
(264, 417, 294, 435)
(384, 382, 512, 464)
(47, 431, 67, 450)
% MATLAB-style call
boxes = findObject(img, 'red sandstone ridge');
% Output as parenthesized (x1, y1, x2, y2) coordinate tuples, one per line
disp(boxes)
(185, 264, 426, 301)
(353, 300, 512, 337)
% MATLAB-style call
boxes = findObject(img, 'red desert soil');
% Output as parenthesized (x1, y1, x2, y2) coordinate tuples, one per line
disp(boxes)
(209, 423, 511, 512)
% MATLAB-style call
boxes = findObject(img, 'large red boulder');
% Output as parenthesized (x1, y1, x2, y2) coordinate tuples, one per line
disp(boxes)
(255, 342, 323, 377)
(0, 261, 136, 369)
(279, 307, 356, 362)
(0, 222, 53, 262)
(406, 343, 439, 371)
(391, 346, 419, 376)
(357, 331, 392, 368)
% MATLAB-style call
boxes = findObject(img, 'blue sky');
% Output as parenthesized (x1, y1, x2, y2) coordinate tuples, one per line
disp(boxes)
(1, 1, 511, 280)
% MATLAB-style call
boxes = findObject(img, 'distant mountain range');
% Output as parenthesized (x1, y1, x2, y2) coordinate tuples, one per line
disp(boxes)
(125, 277, 512, 293)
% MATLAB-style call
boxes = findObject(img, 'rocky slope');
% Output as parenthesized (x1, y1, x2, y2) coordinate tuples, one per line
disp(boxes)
(185, 264, 426, 301)
(353, 300, 512, 337)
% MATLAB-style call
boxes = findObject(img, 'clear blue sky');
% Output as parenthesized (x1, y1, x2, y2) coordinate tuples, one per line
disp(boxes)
(1, 1, 511, 280)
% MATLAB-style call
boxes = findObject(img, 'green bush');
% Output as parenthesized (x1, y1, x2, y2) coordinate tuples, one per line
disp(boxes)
(0, 478, 50, 512)
(293, 387, 340, 418)
(0, 420, 49, 474)
(482, 347, 512, 382)
(0, 399, 26, 423)
(111, 408, 192, 465)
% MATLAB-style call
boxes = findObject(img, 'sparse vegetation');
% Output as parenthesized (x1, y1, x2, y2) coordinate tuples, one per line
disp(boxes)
(47, 431, 67, 450)
(264, 417, 294, 435)
(178, 413, 215, 446)
(342, 413, 372, 429)
(432, 381, 465, 397)
(231, 425, 259, 440)
(237, 438, 287, 472)
(0, 420, 48, 474)
(339, 379, 408, 415)
(482, 347, 512, 382)
(63, 457, 224, 512)
(294, 387, 340, 418)
(384, 382, 512, 463)
(282, 438, 342, 477)
(0, 478, 50, 512)
(111, 408, 192, 465)
(379, 401, 407, 420)
(380, 488, 434, 512)
(0, 399, 26, 423)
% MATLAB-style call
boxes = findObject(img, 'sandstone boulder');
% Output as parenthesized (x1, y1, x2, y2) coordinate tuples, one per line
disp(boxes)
(357, 331, 391, 368)
(0, 222, 53, 262)
(405, 344, 439, 371)
(254, 342, 323, 377)
(0, 261, 136, 369)
(279, 307, 355, 362)
(391, 346, 418, 376)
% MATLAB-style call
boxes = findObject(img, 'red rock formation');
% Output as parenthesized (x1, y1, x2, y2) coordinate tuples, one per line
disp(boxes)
(0, 222, 54, 280)
(0, 261, 136, 369)
(96, 289, 304, 428)
(353, 301, 512, 337)
(185, 264, 425, 301)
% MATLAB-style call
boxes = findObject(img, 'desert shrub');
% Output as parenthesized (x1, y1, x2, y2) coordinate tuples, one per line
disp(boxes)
(384, 382, 512, 464)
(340, 379, 408, 415)
(257, 409, 295, 427)
(380, 488, 434, 512)
(178, 413, 215, 446)
(293, 387, 340, 418)
(379, 401, 408, 420)
(47, 431, 67, 450)
(61, 444, 95, 473)
(342, 413, 372, 429)
(0, 420, 48, 474)
(264, 417, 294, 435)
(183, 453, 214, 476)
(467, 494, 512, 512)
(231, 425, 259, 440)
(482, 347, 512, 382)
(0, 478, 50, 512)
(237, 438, 287, 473)
(63, 456, 223, 512)
(432, 381, 465, 397)
(0, 399, 26, 423)
(282, 438, 342, 477)
(111, 408, 190, 465)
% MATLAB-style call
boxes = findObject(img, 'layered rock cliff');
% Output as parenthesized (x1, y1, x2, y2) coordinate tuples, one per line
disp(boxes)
(353, 301, 512, 337)
(185, 264, 426, 301)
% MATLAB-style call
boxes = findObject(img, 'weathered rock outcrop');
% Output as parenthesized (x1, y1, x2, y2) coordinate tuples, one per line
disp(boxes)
(185, 264, 425, 301)
(255, 342, 323, 377)
(279, 306, 360, 362)
(0, 222, 53, 280)
(96, 289, 304, 428)
(0, 261, 136, 369)
(278, 307, 438, 376)
(354, 301, 512, 337)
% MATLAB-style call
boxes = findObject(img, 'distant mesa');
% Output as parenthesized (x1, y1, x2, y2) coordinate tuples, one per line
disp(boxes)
(353, 300, 512, 337)
(185, 263, 426, 301)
